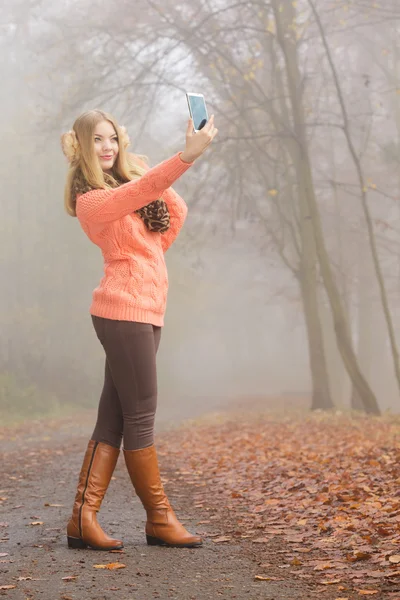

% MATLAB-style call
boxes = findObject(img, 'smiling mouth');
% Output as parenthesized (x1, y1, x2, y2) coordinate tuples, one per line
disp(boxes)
(101, 155, 113, 160)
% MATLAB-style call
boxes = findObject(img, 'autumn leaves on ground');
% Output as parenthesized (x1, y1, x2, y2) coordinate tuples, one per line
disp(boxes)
(1, 401, 400, 599)
(158, 406, 400, 599)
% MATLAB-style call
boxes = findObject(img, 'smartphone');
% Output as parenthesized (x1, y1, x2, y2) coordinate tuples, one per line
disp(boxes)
(186, 92, 209, 132)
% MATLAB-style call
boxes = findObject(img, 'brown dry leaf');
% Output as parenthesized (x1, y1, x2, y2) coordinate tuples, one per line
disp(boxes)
(321, 579, 342, 585)
(254, 575, 283, 581)
(252, 537, 269, 543)
(93, 563, 126, 570)
(18, 577, 32, 581)
(264, 499, 280, 505)
(388, 555, 400, 564)
(212, 536, 231, 543)
(351, 551, 372, 562)
(357, 591, 379, 596)
(44, 503, 64, 507)
(376, 526, 391, 536)
(314, 563, 334, 571)
(0, 585, 16, 590)
(29, 521, 44, 526)
(0, 523, 8, 527)
(62, 576, 78, 581)
(0, 553, 8, 557)
(286, 535, 305, 543)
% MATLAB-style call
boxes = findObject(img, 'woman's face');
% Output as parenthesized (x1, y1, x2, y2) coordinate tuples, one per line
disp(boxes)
(93, 120, 119, 173)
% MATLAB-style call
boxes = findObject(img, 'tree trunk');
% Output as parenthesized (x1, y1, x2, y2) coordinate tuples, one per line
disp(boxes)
(298, 270, 333, 410)
(319, 292, 351, 409)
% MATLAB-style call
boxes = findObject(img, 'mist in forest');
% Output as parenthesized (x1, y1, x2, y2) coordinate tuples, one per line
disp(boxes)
(1, 0, 400, 425)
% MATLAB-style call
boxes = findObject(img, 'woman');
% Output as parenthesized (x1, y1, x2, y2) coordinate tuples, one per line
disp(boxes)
(61, 109, 217, 551)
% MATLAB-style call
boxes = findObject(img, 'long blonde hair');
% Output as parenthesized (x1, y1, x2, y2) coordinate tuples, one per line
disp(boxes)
(62, 109, 147, 217)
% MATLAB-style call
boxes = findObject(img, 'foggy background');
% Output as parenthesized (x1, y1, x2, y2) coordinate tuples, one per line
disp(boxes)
(1, 0, 400, 423)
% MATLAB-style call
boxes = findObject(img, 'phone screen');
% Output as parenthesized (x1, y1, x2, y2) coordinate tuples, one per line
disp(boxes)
(187, 93, 208, 131)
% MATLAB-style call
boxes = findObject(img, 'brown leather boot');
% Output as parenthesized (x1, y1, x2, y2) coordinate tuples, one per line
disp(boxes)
(67, 440, 123, 550)
(123, 444, 202, 548)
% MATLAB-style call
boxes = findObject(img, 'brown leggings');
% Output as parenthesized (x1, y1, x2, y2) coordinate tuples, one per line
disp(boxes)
(90, 316, 162, 451)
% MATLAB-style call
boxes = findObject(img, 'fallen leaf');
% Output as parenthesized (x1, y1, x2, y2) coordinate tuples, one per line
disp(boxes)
(18, 577, 32, 581)
(29, 521, 44, 526)
(62, 576, 78, 581)
(388, 555, 400, 564)
(357, 591, 379, 596)
(314, 563, 334, 571)
(212, 536, 231, 543)
(286, 535, 305, 543)
(0, 585, 16, 590)
(252, 537, 269, 543)
(44, 503, 64, 507)
(321, 579, 342, 585)
(376, 527, 391, 536)
(0, 523, 8, 527)
(255, 575, 283, 581)
(347, 551, 372, 562)
(0, 553, 8, 557)
(93, 563, 126, 570)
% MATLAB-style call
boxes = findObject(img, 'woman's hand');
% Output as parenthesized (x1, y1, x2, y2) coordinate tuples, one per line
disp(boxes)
(180, 115, 218, 163)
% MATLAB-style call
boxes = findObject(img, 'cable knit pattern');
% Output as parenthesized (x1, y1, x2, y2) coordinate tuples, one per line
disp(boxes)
(76, 152, 191, 326)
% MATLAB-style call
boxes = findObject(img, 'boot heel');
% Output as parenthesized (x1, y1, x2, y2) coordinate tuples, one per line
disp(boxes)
(146, 534, 165, 546)
(67, 536, 87, 549)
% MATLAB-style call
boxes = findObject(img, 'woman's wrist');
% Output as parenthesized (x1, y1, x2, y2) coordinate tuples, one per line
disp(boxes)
(179, 151, 196, 164)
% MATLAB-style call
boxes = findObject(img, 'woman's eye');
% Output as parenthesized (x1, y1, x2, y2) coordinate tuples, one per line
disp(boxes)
(94, 137, 118, 143)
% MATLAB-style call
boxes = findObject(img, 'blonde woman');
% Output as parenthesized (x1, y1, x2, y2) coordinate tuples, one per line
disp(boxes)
(61, 109, 217, 551)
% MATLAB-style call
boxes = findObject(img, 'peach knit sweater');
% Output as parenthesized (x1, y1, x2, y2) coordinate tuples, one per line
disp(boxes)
(76, 152, 192, 327)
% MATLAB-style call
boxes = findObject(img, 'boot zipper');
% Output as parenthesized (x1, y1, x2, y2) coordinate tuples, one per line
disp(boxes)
(79, 441, 99, 537)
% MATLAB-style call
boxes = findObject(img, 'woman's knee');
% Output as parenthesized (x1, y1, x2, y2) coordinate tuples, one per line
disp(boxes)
(122, 408, 155, 450)
(92, 422, 123, 449)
